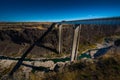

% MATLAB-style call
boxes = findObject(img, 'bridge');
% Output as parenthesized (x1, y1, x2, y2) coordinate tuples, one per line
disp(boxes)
(57, 17, 120, 61)
(9, 17, 120, 75)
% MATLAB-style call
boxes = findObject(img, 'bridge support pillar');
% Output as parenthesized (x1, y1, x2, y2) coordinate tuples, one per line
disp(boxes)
(71, 24, 81, 62)
(58, 24, 62, 54)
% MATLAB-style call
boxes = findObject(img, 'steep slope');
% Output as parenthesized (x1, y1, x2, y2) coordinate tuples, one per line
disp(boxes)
(0, 23, 120, 58)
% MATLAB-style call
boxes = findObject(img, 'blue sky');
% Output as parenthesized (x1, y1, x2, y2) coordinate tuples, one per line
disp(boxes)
(0, 0, 120, 22)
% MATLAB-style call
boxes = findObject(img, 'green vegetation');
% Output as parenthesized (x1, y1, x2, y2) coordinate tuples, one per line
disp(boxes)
(79, 43, 96, 54)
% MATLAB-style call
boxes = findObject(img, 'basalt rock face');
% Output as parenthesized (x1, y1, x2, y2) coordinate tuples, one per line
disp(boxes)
(0, 24, 120, 57)
(0, 29, 44, 44)
(80, 25, 120, 44)
(0, 24, 73, 57)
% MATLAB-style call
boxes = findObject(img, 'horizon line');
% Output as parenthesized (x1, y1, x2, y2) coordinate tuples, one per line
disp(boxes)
(0, 16, 120, 23)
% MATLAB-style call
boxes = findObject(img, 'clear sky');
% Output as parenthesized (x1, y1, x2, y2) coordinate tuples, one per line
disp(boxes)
(0, 0, 120, 22)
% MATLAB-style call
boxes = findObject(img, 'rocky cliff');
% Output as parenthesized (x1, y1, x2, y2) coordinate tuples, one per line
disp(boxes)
(0, 23, 120, 58)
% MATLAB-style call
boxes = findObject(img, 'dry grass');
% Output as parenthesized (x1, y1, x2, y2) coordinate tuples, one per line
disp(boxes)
(43, 50, 120, 80)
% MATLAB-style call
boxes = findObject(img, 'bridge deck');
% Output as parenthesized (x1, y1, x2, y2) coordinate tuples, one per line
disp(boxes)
(58, 17, 120, 25)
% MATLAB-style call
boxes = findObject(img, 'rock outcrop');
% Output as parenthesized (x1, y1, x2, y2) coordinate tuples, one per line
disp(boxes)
(0, 24, 120, 57)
